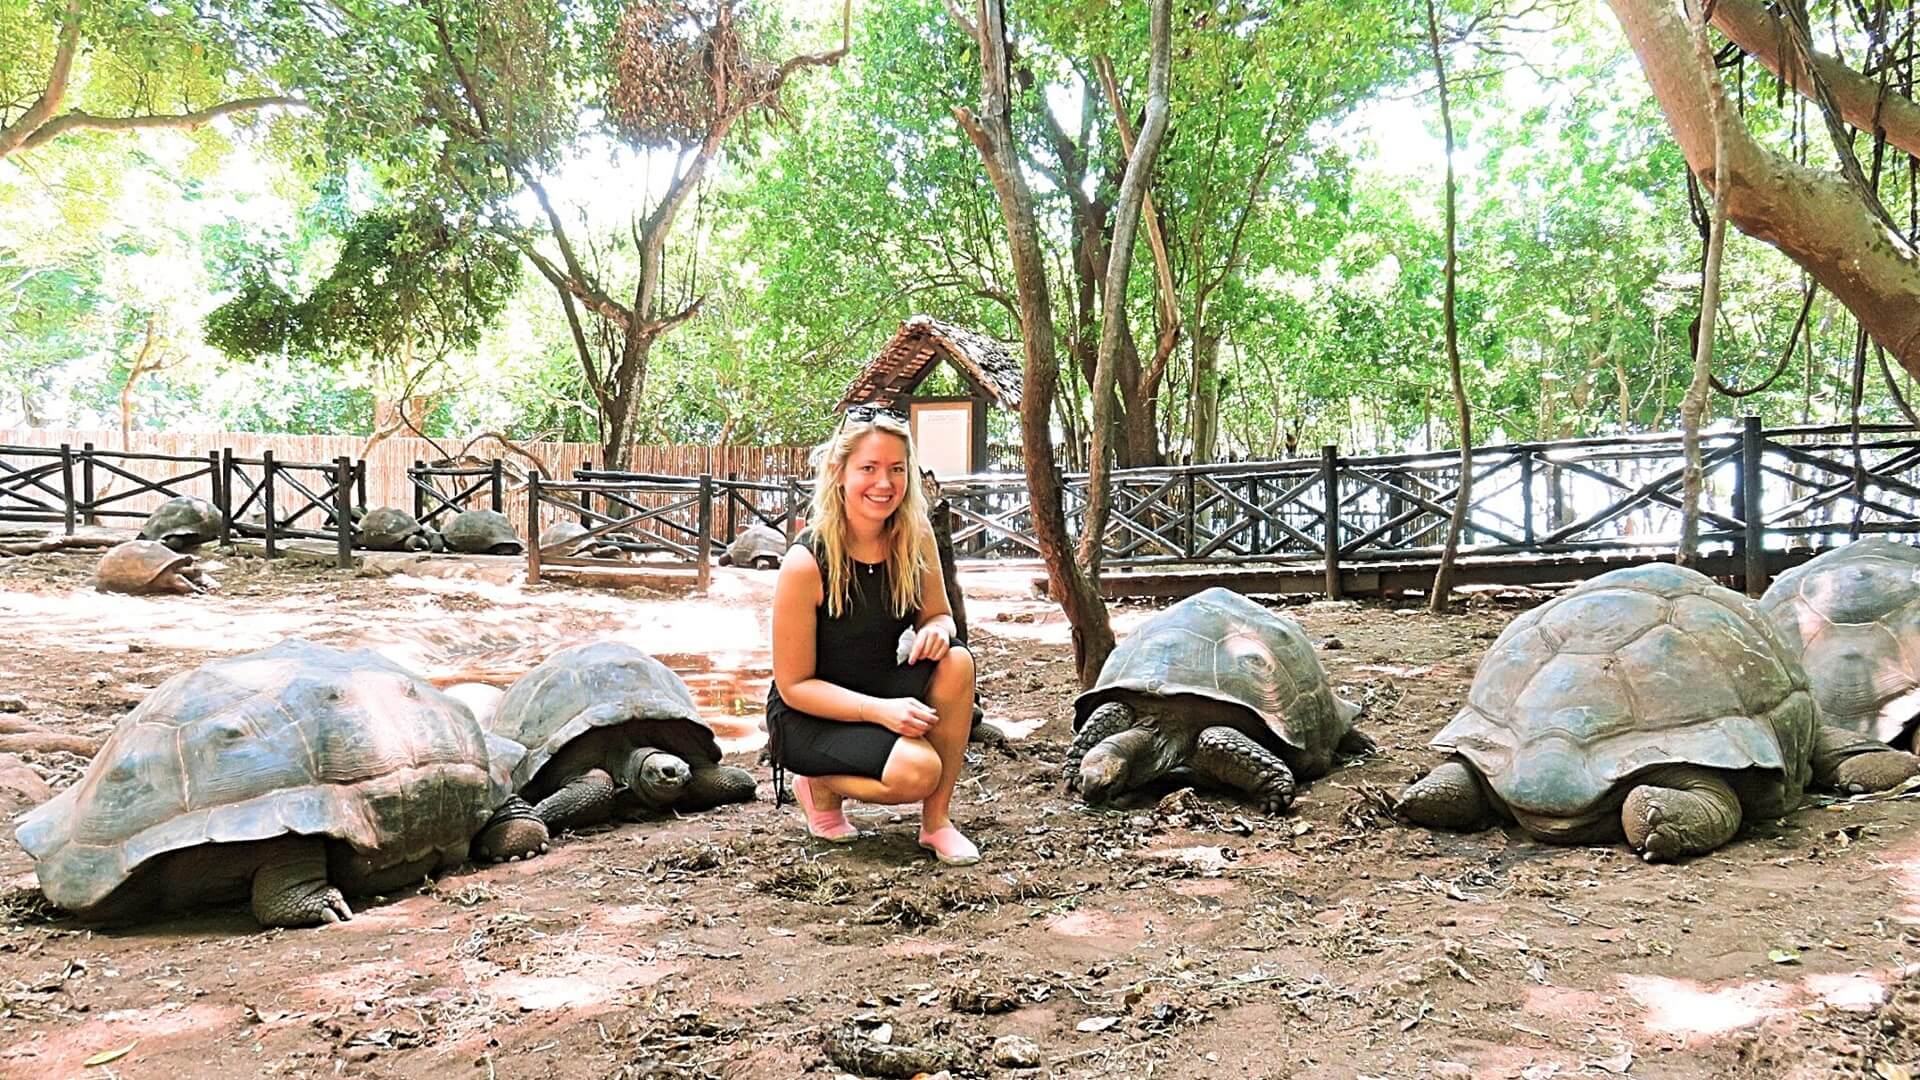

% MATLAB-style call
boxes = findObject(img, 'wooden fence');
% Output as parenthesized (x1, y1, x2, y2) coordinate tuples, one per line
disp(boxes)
(0, 430, 811, 532)
(8, 421, 1919, 598)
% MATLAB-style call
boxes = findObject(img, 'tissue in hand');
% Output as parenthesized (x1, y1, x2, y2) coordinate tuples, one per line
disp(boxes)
(895, 627, 916, 665)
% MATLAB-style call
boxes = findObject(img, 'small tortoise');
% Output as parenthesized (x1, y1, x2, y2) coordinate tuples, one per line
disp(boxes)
(138, 496, 222, 552)
(442, 509, 523, 555)
(14, 639, 548, 927)
(721, 523, 787, 569)
(1064, 587, 1368, 813)
(539, 522, 625, 560)
(488, 641, 757, 831)
(95, 540, 211, 595)
(1397, 563, 1920, 861)
(1759, 537, 1920, 750)
(359, 507, 438, 552)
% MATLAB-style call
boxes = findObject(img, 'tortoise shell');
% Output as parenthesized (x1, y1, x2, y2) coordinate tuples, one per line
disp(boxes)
(726, 524, 788, 569)
(359, 507, 434, 552)
(487, 641, 720, 792)
(1434, 562, 1815, 822)
(138, 496, 222, 552)
(1072, 587, 1354, 776)
(16, 639, 508, 913)
(442, 510, 523, 555)
(95, 540, 197, 594)
(1759, 537, 1920, 744)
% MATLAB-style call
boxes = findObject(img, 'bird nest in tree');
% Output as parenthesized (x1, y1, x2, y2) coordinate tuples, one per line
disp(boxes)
(610, 0, 785, 148)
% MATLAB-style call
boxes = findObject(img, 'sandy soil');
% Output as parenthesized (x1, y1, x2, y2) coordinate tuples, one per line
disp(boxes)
(0, 547, 1916, 1079)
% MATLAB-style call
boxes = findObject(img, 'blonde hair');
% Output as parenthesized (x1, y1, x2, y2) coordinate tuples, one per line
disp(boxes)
(811, 413, 933, 618)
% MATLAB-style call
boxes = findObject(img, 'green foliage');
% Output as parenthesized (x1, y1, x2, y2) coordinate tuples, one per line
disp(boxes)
(204, 205, 521, 377)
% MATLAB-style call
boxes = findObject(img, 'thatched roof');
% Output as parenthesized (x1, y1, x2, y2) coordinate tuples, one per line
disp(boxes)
(837, 315, 1023, 411)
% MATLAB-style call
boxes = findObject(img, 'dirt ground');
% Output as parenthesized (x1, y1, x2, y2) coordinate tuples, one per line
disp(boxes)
(0, 546, 1917, 1080)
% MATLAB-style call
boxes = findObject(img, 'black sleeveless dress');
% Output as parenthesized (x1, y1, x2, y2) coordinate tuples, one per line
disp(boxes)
(766, 531, 936, 795)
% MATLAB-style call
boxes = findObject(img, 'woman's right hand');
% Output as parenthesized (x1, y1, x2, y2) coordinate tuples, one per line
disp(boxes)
(864, 696, 937, 738)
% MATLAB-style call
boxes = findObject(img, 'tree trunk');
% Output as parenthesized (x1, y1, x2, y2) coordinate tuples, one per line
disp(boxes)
(1189, 325, 1222, 463)
(953, 0, 1117, 685)
(1077, 0, 1173, 582)
(1426, 0, 1472, 615)
(601, 328, 657, 470)
(1609, 0, 1920, 376)
(1678, 0, 1728, 566)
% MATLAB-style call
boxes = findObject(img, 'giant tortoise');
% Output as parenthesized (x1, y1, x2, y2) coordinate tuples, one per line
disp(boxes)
(358, 507, 440, 552)
(1063, 587, 1369, 813)
(539, 521, 626, 560)
(95, 540, 211, 595)
(1397, 563, 1920, 861)
(442, 510, 523, 555)
(138, 496, 222, 552)
(721, 524, 787, 569)
(14, 640, 549, 927)
(488, 642, 757, 832)
(1759, 537, 1920, 751)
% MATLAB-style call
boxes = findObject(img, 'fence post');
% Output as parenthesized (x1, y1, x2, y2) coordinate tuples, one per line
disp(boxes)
(412, 460, 426, 522)
(1550, 463, 1566, 530)
(725, 471, 738, 541)
(1321, 444, 1341, 599)
(207, 450, 222, 530)
(80, 441, 96, 526)
(784, 479, 800, 540)
(58, 443, 75, 536)
(334, 456, 354, 570)
(490, 459, 505, 513)
(262, 449, 278, 559)
(526, 470, 543, 584)
(577, 459, 594, 527)
(1521, 451, 1535, 544)
(1742, 415, 1768, 596)
(355, 459, 368, 510)
(1183, 471, 1196, 560)
(696, 473, 713, 594)
(218, 449, 234, 548)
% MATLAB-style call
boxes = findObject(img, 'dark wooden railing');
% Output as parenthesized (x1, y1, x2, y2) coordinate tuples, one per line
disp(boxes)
(7, 421, 1919, 596)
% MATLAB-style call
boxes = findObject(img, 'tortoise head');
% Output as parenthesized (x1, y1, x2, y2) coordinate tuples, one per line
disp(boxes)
(1077, 747, 1130, 805)
(621, 747, 691, 808)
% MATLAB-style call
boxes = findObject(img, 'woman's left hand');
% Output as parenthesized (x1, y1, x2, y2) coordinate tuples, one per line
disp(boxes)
(908, 624, 951, 664)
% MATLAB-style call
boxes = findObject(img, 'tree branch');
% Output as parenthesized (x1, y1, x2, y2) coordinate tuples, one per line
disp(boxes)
(1610, 0, 1920, 375)
(0, 0, 80, 159)
(1710, 0, 1920, 159)
(15, 95, 306, 155)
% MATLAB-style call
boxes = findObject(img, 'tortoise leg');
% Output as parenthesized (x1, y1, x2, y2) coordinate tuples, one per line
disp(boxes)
(533, 768, 619, 831)
(1395, 758, 1496, 832)
(475, 796, 550, 861)
(1621, 767, 1742, 862)
(1191, 725, 1297, 814)
(681, 763, 757, 810)
(252, 838, 352, 927)
(1336, 726, 1376, 758)
(1065, 701, 1136, 790)
(621, 748, 692, 810)
(1812, 723, 1920, 794)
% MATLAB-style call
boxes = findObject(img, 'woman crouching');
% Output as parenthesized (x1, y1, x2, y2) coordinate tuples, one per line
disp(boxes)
(765, 407, 979, 865)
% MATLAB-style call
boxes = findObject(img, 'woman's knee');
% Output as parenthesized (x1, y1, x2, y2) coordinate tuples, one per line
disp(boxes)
(930, 644, 974, 695)
(884, 739, 943, 800)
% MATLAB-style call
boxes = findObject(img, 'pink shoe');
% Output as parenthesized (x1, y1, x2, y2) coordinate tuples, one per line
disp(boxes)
(792, 775, 857, 843)
(917, 824, 980, 866)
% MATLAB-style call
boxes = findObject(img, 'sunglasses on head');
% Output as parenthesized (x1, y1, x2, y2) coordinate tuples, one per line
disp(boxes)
(843, 404, 907, 424)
